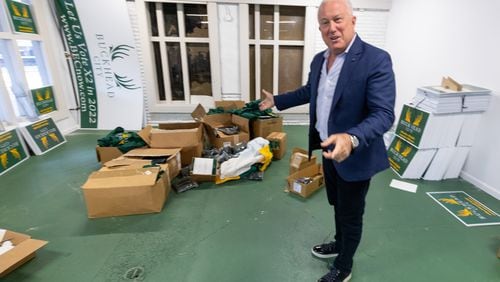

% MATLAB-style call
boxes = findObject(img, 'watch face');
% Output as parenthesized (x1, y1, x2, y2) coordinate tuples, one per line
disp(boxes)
(351, 135, 359, 148)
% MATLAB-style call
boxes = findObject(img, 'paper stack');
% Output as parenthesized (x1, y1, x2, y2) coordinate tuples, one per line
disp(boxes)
(411, 84, 491, 114)
(390, 83, 491, 180)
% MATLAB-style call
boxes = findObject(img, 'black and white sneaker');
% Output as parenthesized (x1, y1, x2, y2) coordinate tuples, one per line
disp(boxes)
(317, 267, 352, 282)
(311, 241, 339, 259)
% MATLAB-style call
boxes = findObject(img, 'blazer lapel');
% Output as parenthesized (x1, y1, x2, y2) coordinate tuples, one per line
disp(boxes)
(330, 36, 363, 110)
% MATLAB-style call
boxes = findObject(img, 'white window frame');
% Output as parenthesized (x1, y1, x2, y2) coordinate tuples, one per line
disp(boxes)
(239, 2, 316, 114)
(135, 0, 221, 114)
(0, 0, 78, 133)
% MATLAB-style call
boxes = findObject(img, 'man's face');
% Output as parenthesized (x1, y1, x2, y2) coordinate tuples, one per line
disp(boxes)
(318, 0, 356, 55)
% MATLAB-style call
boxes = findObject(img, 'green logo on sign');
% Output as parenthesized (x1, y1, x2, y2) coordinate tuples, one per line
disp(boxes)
(110, 44, 140, 90)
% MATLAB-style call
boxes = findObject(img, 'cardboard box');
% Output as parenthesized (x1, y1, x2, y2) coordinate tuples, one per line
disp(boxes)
(122, 148, 181, 180)
(287, 163, 324, 198)
(0, 229, 48, 278)
(289, 148, 317, 174)
(214, 100, 245, 110)
(179, 143, 203, 166)
(266, 131, 287, 160)
(252, 116, 283, 139)
(139, 122, 203, 148)
(96, 146, 123, 164)
(190, 157, 217, 182)
(81, 167, 170, 218)
(192, 104, 250, 148)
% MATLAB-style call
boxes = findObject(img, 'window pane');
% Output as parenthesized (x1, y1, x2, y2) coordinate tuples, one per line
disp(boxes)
(187, 43, 211, 96)
(279, 46, 303, 93)
(249, 45, 255, 101)
(184, 4, 208, 38)
(0, 40, 28, 117)
(279, 6, 305, 40)
(17, 40, 50, 89)
(166, 42, 184, 101)
(163, 3, 178, 37)
(260, 5, 273, 40)
(152, 42, 165, 101)
(147, 2, 158, 36)
(260, 45, 273, 97)
(249, 5, 255, 39)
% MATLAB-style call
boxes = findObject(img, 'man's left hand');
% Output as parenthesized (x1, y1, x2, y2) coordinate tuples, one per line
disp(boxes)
(321, 133, 353, 162)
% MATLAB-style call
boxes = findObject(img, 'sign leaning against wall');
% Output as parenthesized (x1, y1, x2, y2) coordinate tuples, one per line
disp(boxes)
(54, 0, 143, 130)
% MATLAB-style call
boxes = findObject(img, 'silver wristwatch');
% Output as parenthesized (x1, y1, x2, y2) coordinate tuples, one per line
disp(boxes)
(350, 135, 359, 149)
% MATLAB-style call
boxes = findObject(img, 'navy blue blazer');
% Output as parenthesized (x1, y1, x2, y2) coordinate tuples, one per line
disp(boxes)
(274, 36, 395, 181)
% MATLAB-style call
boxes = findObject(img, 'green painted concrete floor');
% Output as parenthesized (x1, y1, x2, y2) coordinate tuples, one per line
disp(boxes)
(1, 125, 499, 282)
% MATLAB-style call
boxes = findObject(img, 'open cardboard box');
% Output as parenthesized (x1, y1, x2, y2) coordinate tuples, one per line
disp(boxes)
(214, 100, 283, 139)
(287, 163, 324, 198)
(0, 229, 48, 278)
(289, 147, 317, 175)
(122, 148, 181, 180)
(81, 167, 170, 218)
(96, 146, 124, 164)
(191, 104, 250, 148)
(138, 123, 203, 149)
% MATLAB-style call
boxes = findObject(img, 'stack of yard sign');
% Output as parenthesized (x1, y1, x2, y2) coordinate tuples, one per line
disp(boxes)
(388, 79, 491, 180)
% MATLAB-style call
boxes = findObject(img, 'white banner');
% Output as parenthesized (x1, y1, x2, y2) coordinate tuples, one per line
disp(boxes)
(73, 0, 143, 130)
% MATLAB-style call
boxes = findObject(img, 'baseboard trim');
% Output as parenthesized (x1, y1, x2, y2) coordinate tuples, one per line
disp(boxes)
(460, 171, 500, 200)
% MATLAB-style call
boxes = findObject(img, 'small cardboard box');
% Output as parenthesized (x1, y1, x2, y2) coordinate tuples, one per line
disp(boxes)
(81, 167, 170, 218)
(289, 148, 317, 175)
(266, 131, 287, 160)
(190, 157, 217, 182)
(0, 229, 48, 278)
(252, 116, 283, 139)
(96, 146, 123, 164)
(122, 148, 181, 180)
(287, 163, 324, 198)
(192, 104, 250, 148)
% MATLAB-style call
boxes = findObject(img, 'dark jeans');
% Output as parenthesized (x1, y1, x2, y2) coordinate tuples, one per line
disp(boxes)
(322, 157, 370, 273)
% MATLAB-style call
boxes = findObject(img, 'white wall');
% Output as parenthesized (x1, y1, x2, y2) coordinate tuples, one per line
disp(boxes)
(385, 0, 500, 199)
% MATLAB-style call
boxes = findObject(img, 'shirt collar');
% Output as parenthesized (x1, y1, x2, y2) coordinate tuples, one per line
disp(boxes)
(323, 33, 357, 59)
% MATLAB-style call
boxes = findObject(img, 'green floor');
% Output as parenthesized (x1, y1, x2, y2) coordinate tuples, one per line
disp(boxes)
(1, 125, 499, 282)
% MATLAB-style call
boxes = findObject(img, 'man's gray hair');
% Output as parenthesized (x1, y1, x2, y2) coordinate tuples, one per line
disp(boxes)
(319, 0, 354, 15)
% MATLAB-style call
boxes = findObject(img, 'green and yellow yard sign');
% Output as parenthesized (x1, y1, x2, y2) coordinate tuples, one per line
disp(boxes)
(6, 0, 38, 34)
(427, 191, 500, 227)
(0, 128, 29, 175)
(31, 86, 57, 115)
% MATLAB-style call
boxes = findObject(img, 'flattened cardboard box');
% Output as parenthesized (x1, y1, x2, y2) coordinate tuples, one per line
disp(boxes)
(287, 163, 324, 198)
(266, 131, 287, 160)
(289, 147, 317, 175)
(81, 167, 170, 218)
(0, 229, 48, 278)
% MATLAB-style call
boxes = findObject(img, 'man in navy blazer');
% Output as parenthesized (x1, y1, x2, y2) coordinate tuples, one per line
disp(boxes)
(259, 0, 395, 281)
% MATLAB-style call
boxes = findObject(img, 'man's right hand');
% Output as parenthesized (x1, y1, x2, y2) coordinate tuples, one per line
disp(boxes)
(259, 89, 275, 111)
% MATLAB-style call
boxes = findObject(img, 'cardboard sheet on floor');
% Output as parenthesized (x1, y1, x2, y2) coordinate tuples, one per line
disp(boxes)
(427, 191, 500, 227)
